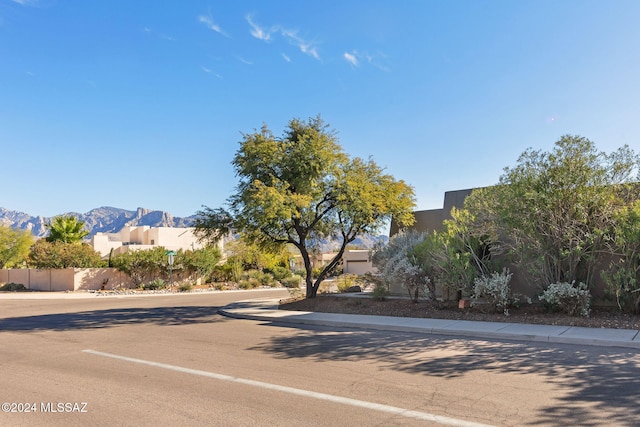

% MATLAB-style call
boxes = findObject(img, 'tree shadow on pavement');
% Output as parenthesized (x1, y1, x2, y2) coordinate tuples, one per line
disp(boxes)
(0, 306, 227, 331)
(250, 323, 640, 427)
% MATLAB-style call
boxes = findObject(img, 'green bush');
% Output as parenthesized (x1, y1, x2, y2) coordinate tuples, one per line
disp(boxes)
(280, 276, 302, 288)
(371, 282, 389, 301)
(267, 266, 291, 281)
(539, 282, 591, 317)
(472, 269, 524, 316)
(179, 283, 193, 292)
(336, 274, 358, 293)
(245, 270, 275, 286)
(211, 264, 233, 282)
(0, 282, 27, 292)
(238, 277, 261, 289)
(312, 266, 323, 279)
(142, 279, 167, 290)
(372, 230, 432, 302)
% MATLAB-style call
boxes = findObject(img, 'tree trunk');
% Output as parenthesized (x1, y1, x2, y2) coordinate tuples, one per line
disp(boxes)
(300, 247, 316, 298)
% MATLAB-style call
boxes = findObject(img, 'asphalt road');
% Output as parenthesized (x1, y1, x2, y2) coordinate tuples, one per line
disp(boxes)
(1, 290, 639, 426)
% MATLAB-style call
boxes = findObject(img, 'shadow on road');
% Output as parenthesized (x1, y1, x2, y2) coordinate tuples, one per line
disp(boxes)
(0, 306, 227, 331)
(250, 323, 640, 427)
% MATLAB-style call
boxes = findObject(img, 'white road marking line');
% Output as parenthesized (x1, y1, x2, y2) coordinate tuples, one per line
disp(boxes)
(83, 349, 494, 427)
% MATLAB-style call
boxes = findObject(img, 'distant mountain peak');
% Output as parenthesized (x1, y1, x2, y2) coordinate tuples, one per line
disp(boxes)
(0, 206, 197, 238)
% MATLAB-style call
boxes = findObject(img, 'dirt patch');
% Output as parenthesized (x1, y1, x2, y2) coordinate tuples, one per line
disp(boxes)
(279, 294, 640, 330)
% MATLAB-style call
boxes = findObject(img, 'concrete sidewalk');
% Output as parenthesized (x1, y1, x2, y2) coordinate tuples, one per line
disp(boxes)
(219, 298, 640, 350)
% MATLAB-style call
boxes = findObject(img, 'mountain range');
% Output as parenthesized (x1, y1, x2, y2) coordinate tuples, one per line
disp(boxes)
(0, 206, 195, 239)
(0, 206, 388, 249)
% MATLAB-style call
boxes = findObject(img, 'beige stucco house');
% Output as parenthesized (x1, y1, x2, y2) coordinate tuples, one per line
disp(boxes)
(342, 250, 376, 275)
(91, 226, 222, 258)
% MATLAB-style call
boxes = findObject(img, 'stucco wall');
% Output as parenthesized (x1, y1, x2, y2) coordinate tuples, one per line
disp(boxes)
(91, 226, 221, 258)
(342, 250, 376, 275)
(0, 268, 134, 291)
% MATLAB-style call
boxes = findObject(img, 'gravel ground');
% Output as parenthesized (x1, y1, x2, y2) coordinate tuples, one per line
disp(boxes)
(279, 294, 640, 330)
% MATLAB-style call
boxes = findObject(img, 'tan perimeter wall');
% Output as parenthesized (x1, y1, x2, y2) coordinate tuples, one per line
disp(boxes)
(0, 268, 134, 291)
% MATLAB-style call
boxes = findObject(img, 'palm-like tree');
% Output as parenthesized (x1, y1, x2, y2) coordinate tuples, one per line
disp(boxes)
(45, 215, 89, 243)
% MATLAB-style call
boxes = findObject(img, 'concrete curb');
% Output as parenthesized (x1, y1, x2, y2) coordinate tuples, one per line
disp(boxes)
(219, 298, 640, 350)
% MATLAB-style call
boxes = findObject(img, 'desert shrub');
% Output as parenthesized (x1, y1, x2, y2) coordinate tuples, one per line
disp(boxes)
(312, 266, 323, 279)
(601, 200, 640, 312)
(210, 265, 228, 282)
(245, 269, 275, 286)
(112, 247, 166, 287)
(411, 229, 479, 299)
(0, 282, 27, 292)
(472, 269, 523, 315)
(181, 246, 222, 282)
(336, 274, 358, 293)
(179, 282, 193, 292)
(371, 282, 390, 301)
(280, 276, 302, 288)
(29, 240, 104, 269)
(317, 281, 333, 294)
(142, 279, 167, 290)
(238, 277, 261, 289)
(267, 266, 292, 281)
(539, 282, 591, 317)
(372, 230, 432, 302)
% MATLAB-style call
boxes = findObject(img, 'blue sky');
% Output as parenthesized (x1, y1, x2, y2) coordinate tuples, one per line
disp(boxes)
(2, 0, 639, 218)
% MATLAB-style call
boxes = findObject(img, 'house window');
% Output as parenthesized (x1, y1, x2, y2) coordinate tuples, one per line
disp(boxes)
(150, 240, 155, 245)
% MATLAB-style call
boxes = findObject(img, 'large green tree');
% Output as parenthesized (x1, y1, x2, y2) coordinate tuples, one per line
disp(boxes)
(0, 226, 34, 268)
(601, 199, 640, 312)
(460, 135, 639, 288)
(195, 116, 416, 298)
(46, 215, 90, 243)
(110, 247, 166, 287)
(28, 240, 103, 268)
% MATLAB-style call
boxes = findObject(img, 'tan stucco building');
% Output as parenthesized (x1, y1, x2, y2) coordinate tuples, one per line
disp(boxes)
(389, 188, 474, 236)
(91, 226, 222, 258)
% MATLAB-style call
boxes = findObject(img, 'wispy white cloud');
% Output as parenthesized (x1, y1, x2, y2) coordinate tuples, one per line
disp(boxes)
(281, 53, 291, 63)
(236, 56, 253, 65)
(11, 0, 36, 5)
(343, 50, 390, 71)
(199, 14, 229, 38)
(280, 28, 320, 60)
(25, 71, 36, 76)
(246, 16, 320, 60)
(142, 27, 175, 41)
(246, 15, 271, 41)
(343, 52, 358, 67)
(201, 66, 223, 79)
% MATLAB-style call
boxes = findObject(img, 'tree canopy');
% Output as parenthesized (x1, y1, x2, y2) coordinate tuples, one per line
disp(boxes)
(459, 135, 640, 288)
(0, 226, 34, 268)
(28, 240, 103, 269)
(195, 116, 416, 297)
(46, 215, 90, 243)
